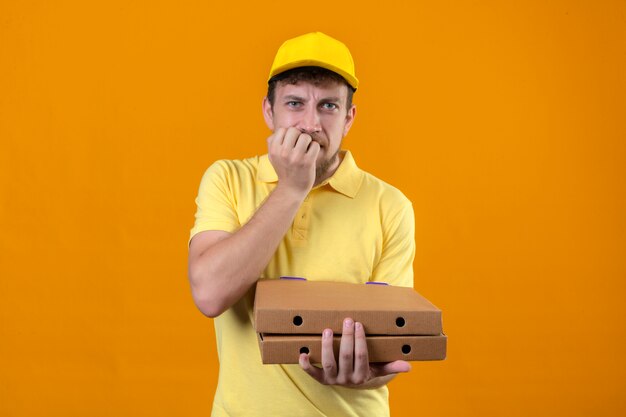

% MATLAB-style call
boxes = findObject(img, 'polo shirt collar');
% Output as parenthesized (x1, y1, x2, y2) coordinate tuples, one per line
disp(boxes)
(257, 154, 278, 183)
(257, 150, 364, 198)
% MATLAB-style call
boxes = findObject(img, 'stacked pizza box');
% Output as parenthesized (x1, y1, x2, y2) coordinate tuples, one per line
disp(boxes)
(253, 278, 447, 364)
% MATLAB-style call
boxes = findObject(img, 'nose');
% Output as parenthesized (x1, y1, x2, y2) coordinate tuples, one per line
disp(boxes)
(296, 105, 321, 134)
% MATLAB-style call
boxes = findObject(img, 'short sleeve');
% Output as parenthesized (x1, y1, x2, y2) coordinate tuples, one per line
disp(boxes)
(189, 161, 241, 243)
(370, 198, 415, 288)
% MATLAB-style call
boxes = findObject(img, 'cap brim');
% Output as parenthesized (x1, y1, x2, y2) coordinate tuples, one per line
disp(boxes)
(269, 60, 359, 90)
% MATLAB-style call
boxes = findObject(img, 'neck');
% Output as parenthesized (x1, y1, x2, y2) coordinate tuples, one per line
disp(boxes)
(314, 150, 344, 186)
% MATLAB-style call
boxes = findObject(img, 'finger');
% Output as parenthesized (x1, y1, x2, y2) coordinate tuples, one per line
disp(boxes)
(293, 133, 312, 155)
(337, 318, 354, 382)
(305, 140, 321, 159)
(268, 127, 286, 146)
(267, 128, 286, 157)
(299, 353, 324, 382)
(275, 127, 288, 145)
(370, 360, 412, 378)
(320, 329, 337, 380)
(352, 322, 370, 384)
(281, 127, 300, 149)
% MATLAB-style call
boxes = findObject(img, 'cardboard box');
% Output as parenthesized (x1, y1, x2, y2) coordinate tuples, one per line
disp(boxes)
(254, 279, 442, 335)
(257, 333, 447, 364)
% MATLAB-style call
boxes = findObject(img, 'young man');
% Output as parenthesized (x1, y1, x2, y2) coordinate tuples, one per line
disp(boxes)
(189, 32, 415, 416)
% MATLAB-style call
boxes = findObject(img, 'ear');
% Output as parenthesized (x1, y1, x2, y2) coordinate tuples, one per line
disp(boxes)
(262, 97, 275, 131)
(342, 104, 357, 137)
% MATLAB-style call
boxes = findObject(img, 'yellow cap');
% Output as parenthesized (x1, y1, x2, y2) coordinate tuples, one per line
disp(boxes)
(268, 32, 359, 90)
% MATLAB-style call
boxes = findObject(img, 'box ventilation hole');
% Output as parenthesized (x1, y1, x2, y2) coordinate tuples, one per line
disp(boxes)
(293, 315, 303, 326)
(396, 317, 406, 327)
(300, 346, 309, 354)
(402, 344, 411, 354)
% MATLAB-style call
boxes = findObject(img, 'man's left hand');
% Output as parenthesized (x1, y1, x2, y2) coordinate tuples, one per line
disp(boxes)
(299, 318, 411, 389)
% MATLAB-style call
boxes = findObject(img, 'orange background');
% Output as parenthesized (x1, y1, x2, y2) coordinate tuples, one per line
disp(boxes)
(1, 1, 625, 416)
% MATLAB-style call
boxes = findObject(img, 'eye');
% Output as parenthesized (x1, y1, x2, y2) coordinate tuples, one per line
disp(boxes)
(321, 102, 338, 110)
(286, 101, 301, 107)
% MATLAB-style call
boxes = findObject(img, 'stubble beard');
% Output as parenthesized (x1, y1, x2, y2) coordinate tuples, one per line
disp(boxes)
(314, 149, 340, 184)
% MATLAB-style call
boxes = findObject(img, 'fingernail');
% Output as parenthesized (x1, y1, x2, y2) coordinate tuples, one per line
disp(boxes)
(355, 322, 362, 330)
(323, 329, 331, 338)
(344, 318, 353, 328)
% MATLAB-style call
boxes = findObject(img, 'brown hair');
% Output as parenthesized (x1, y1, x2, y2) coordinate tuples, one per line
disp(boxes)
(266, 66, 355, 110)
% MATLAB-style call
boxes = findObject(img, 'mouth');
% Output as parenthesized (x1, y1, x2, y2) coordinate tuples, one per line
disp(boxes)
(310, 138, 324, 149)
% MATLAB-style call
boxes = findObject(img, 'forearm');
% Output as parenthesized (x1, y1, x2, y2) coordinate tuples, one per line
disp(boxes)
(189, 184, 305, 317)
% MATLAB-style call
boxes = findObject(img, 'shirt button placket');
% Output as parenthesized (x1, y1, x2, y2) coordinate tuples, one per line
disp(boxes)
(293, 194, 312, 241)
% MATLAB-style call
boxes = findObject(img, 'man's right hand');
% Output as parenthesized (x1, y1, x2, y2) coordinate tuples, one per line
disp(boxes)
(267, 127, 321, 196)
(189, 128, 321, 318)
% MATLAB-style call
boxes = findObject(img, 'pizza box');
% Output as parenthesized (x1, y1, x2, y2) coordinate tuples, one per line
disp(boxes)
(254, 279, 442, 336)
(257, 333, 447, 364)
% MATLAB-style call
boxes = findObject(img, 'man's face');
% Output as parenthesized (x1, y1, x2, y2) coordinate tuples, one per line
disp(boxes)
(263, 80, 356, 180)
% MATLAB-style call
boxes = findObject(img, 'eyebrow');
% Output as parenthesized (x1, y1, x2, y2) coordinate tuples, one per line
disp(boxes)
(283, 95, 306, 102)
(282, 95, 342, 103)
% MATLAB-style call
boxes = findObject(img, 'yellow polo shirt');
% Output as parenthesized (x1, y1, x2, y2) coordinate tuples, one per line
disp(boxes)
(190, 150, 415, 417)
